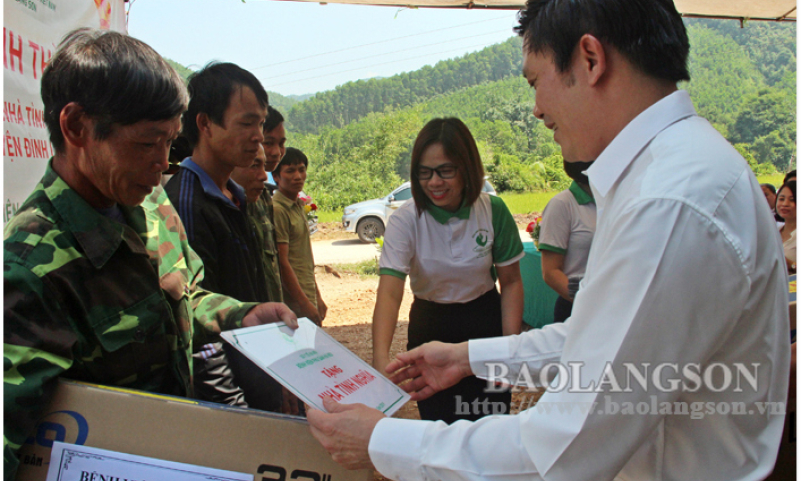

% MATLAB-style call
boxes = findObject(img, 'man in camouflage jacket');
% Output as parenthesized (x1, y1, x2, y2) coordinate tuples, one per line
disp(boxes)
(3, 29, 295, 478)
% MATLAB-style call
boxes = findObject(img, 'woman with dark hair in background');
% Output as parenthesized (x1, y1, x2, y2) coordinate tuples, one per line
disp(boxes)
(371, 118, 524, 423)
(776, 180, 796, 274)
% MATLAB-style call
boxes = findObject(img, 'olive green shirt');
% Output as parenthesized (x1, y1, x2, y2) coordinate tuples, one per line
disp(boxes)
(248, 189, 283, 303)
(273, 190, 317, 310)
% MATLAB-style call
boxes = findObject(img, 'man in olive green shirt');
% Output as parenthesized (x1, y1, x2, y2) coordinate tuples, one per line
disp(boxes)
(273, 147, 327, 325)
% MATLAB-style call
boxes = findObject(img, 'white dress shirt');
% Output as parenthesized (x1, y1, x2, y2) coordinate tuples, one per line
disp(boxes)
(369, 91, 790, 481)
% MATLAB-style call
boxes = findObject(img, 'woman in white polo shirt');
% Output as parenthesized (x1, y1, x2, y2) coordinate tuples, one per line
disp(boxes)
(539, 160, 596, 324)
(372, 118, 524, 423)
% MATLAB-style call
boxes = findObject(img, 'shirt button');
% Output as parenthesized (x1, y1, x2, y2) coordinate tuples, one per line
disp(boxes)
(133, 327, 146, 342)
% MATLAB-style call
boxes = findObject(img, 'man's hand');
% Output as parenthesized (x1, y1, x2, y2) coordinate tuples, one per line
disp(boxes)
(317, 296, 328, 322)
(307, 398, 385, 470)
(300, 300, 323, 326)
(386, 341, 472, 401)
(242, 302, 298, 329)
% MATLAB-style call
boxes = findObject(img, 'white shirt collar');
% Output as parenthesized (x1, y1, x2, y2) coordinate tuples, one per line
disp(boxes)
(587, 90, 697, 198)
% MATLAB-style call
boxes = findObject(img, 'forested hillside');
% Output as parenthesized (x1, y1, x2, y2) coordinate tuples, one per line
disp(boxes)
(282, 20, 795, 211)
(287, 37, 524, 134)
(165, 58, 299, 112)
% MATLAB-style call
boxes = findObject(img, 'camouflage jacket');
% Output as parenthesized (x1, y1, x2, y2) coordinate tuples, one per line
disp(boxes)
(249, 190, 283, 303)
(3, 163, 256, 477)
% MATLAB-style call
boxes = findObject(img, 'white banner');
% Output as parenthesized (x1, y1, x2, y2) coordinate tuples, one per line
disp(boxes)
(3, 0, 126, 222)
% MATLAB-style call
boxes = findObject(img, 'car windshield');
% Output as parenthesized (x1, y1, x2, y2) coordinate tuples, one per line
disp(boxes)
(393, 188, 412, 201)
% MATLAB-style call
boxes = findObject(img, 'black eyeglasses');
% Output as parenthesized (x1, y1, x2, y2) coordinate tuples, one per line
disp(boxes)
(417, 164, 458, 180)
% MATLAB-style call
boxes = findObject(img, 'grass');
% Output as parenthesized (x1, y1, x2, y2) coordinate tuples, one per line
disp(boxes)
(500, 191, 559, 215)
(316, 210, 341, 223)
(757, 173, 787, 188)
(330, 258, 380, 277)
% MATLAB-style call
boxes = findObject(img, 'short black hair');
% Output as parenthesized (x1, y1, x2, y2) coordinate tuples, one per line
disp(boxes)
(182, 62, 269, 147)
(264, 106, 285, 133)
(515, 0, 690, 83)
(274, 147, 308, 177)
(761, 183, 777, 195)
(784, 169, 796, 185)
(41, 29, 188, 154)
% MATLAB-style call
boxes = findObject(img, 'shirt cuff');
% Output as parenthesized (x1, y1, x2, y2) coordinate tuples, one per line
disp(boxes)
(369, 418, 429, 481)
(469, 337, 511, 378)
(495, 250, 525, 267)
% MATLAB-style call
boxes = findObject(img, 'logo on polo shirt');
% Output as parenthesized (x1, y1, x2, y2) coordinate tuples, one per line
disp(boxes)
(472, 229, 492, 258)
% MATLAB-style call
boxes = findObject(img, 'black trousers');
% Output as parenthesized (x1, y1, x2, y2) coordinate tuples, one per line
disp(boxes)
(408, 288, 512, 424)
(553, 296, 573, 324)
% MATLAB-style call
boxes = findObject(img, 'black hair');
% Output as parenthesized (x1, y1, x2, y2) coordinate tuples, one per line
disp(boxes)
(182, 62, 269, 147)
(514, 0, 690, 83)
(784, 170, 797, 185)
(761, 183, 777, 195)
(563, 160, 593, 185)
(410, 118, 485, 215)
(264, 106, 285, 133)
(776, 180, 796, 222)
(41, 28, 188, 154)
(274, 147, 308, 177)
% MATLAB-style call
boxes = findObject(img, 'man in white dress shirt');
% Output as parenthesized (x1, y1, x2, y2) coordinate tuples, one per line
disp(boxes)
(307, 0, 791, 479)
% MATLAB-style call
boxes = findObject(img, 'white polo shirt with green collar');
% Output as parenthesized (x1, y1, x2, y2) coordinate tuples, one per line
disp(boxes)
(538, 181, 597, 279)
(379, 192, 524, 304)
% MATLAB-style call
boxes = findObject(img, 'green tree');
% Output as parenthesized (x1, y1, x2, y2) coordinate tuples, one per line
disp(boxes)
(732, 88, 796, 144)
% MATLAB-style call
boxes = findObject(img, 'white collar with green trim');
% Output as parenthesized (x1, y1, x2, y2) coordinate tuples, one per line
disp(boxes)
(568, 181, 594, 205)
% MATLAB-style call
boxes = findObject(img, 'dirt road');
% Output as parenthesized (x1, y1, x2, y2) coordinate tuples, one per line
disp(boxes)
(312, 237, 380, 265)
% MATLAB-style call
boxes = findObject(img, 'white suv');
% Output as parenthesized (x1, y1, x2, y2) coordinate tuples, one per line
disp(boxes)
(342, 180, 497, 243)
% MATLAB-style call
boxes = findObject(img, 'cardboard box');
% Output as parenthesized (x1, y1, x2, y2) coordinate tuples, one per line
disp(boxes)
(15, 380, 372, 481)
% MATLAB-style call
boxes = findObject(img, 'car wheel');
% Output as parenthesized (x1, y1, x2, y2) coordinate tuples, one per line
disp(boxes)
(356, 217, 384, 243)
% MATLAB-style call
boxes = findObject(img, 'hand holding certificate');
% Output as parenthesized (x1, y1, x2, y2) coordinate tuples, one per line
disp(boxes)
(221, 318, 409, 416)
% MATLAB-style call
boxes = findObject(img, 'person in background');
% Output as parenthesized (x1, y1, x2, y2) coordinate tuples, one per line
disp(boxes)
(784, 169, 796, 185)
(760, 183, 784, 223)
(3, 29, 296, 478)
(165, 62, 284, 411)
(307, 0, 789, 478)
(231, 105, 286, 304)
(273, 147, 327, 325)
(539, 160, 596, 323)
(761, 183, 777, 211)
(372, 118, 524, 423)
(776, 180, 796, 274)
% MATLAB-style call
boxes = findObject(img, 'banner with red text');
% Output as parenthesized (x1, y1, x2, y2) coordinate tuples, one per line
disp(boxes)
(4, 0, 125, 222)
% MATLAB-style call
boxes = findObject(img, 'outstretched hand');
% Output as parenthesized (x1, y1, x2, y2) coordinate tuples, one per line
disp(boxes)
(307, 398, 385, 470)
(386, 341, 472, 401)
(242, 302, 298, 329)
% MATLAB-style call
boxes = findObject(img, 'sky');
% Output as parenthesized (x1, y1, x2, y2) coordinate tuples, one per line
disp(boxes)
(126, 0, 521, 97)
